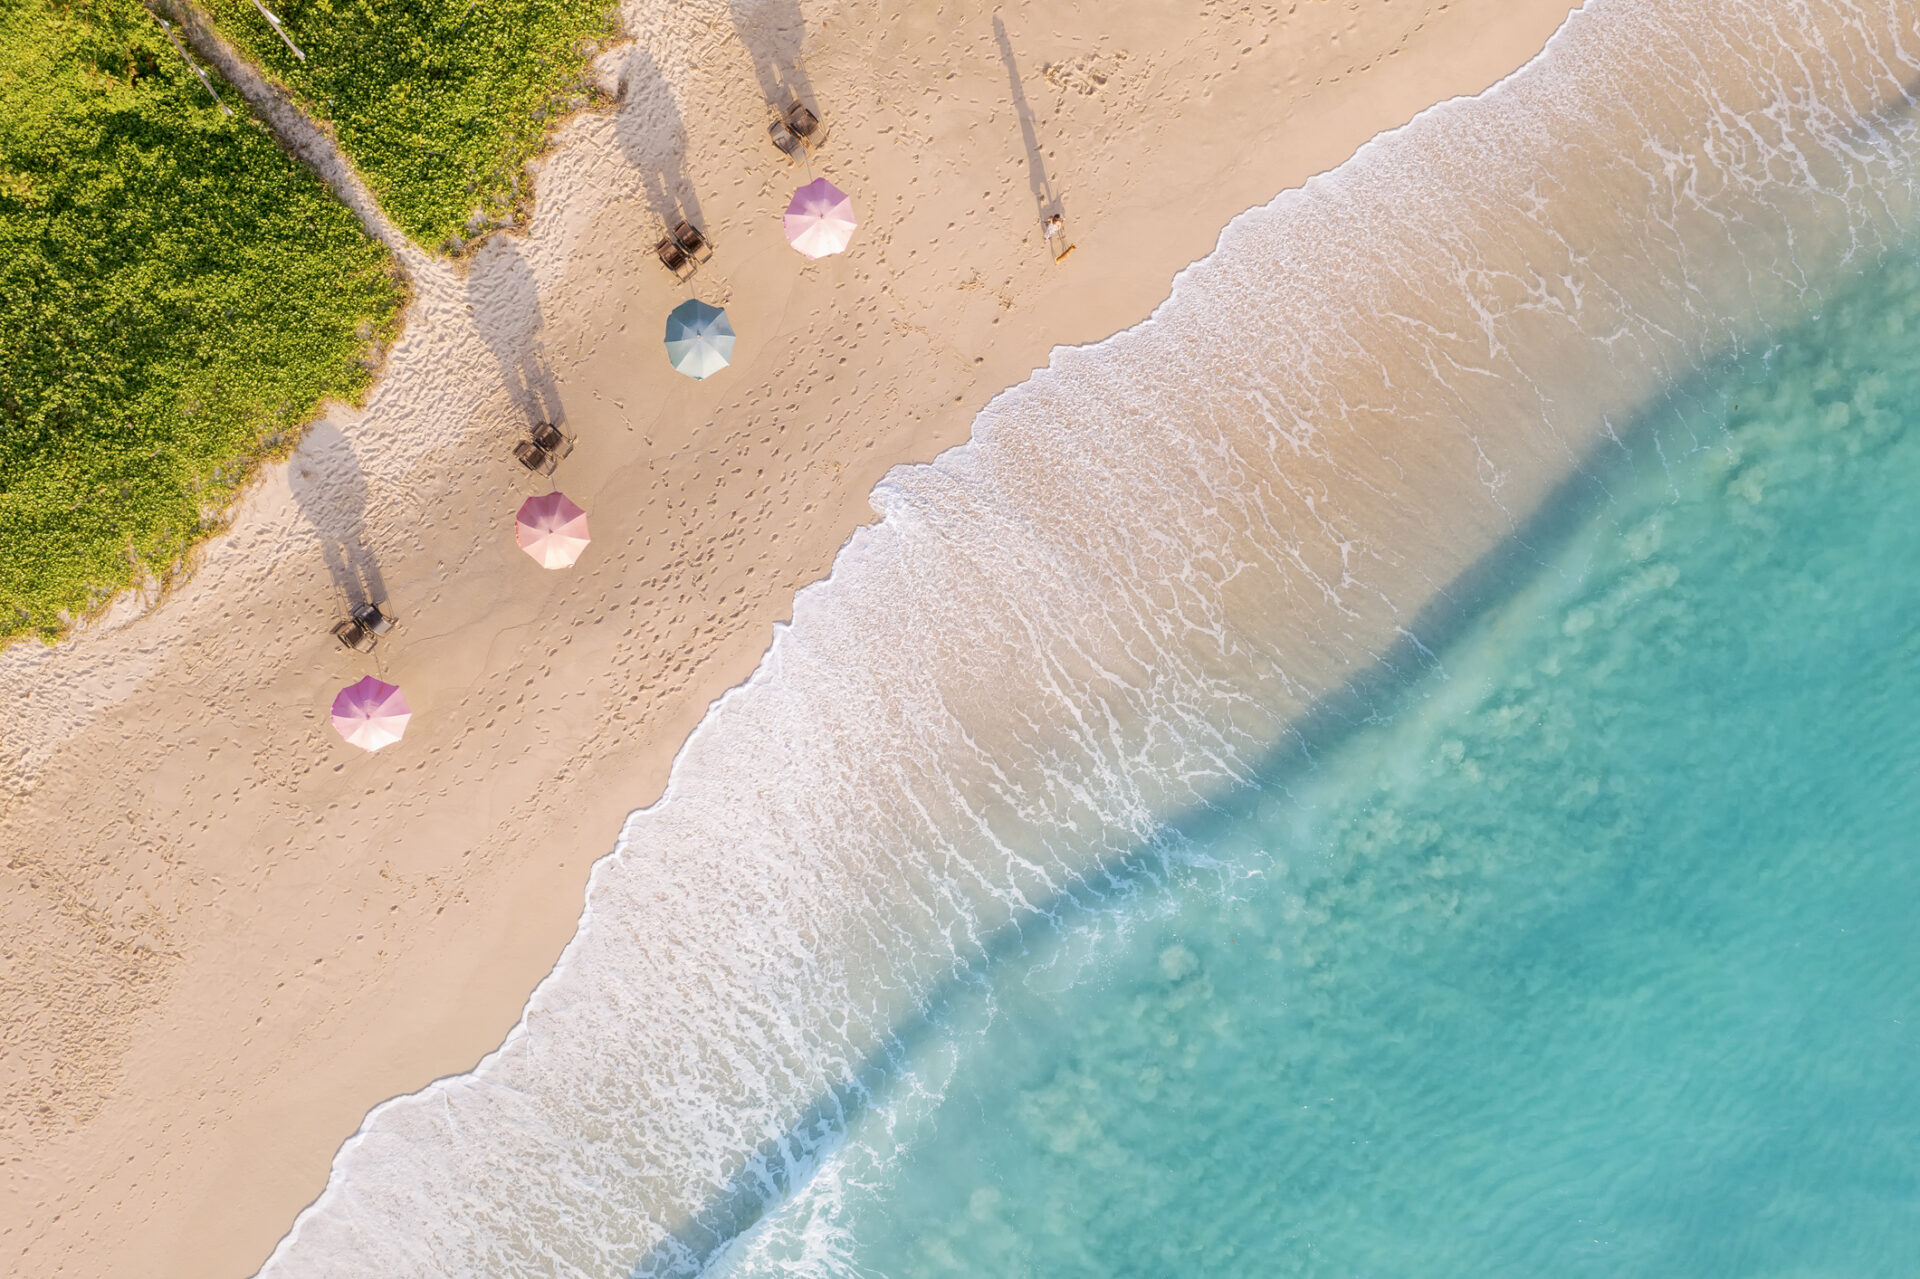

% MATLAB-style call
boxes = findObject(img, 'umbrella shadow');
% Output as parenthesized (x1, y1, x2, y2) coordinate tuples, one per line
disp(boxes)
(995, 16, 1064, 233)
(729, 0, 817, 116)
(617, 47, 705, 231)
(470, 238, 563, 429)
(290, 421, 388, 610)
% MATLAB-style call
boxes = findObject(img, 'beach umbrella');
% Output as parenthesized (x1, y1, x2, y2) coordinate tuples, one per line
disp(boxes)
(331, 675, 411, 752)
(784, 177, 856, 258)
(664, 298, 735, 379)
(516, 490, 591, 569)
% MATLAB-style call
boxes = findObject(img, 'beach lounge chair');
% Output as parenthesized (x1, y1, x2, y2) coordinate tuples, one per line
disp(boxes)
(332, 601, 395, 653)
(768, 103, 827, 159)
(514, 439, 558, 476)
(655, 234, 696, 280)
(332, 617, 377, 653)
(351, 602, 397, 636)
(671, 221, 713, 264)
(769, 117, 806, 159)
(786, 103, 827, 151)
(531, 421, 574, 461)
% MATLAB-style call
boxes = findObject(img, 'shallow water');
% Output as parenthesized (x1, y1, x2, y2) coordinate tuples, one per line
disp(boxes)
(258, 2, 1920, 1274)
(714, 230, 1920, 1279)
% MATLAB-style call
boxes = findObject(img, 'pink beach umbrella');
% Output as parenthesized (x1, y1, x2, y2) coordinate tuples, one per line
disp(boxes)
(515, 491, 591, 569)
(783, 177, 857, 258)
(331, 676, 411, 752)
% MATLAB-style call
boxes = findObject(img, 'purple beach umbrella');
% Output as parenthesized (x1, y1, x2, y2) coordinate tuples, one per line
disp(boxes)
(331, 675, 411, 752)
(784, 177, 857, 258)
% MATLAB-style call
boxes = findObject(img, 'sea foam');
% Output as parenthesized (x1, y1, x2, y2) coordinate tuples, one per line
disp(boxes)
(258, 2, 1920, 1274)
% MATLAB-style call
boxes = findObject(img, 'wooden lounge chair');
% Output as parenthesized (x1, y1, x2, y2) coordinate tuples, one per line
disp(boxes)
(768, 103, 827, 159)
(785, 102, 827, 150)
(655, 234, 695, 280)
(514, 439, 558, 475)
(769, 117, 806, 159)
(351, 602, 397, 636)
(671, 220, 713, 264)
(332, 617, 377, 653)
(530, 421, 574, 460)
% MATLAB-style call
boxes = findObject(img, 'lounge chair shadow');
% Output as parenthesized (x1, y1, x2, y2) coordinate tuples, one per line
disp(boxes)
(470, 238, 563, 430)
(290, 421, 387, 610)
(617, 47, 705, 232)
(729, 0, 817, 117)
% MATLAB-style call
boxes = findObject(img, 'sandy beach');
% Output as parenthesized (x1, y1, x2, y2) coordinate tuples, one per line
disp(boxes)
(0, 1, 1577, 1274)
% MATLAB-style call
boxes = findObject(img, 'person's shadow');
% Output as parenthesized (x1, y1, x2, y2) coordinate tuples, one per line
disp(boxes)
(469, 237, 562, 429)
(617, 47, 704, 230)
(728, 0, 816, 116)
(290, 421, 388, 610)
(995, 16, 1063, 235)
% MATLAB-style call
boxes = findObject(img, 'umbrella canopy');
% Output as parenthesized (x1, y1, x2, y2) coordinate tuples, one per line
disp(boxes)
(516, 491, 591, 568)
(331, 675, 411, 752)
(784, 178, 856, 258)
(664, 298, 735, 379)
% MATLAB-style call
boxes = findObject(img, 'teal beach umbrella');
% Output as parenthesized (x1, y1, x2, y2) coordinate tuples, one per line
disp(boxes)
(664, 299, 735, 379)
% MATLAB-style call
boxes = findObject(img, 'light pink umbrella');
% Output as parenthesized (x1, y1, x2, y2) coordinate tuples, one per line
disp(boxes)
(331, 676, 411, 752)
(515, 491, 590, 569)
(784, 177, 857, 258)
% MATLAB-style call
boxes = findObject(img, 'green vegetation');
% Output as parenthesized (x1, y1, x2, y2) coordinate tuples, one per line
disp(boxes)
(0, 0, 402, 642)
(201, 0, 618, 250)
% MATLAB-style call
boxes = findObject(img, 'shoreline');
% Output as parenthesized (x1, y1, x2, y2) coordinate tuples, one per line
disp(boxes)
(0, 3, 1580, 1275)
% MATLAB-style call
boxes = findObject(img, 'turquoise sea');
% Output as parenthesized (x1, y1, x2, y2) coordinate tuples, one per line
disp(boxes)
(762, 245, 1920, 1277)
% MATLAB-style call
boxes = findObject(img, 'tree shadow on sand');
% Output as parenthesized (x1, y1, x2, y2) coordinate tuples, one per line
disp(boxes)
(469, 237, 563, 430)
(729, 0, 817, 115)
(290, 421, 388, 610)
(617, 47, 707, 231)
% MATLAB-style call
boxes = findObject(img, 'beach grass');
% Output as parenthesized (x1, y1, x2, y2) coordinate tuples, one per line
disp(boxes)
(0, 0, 402, 643)
(199, 0, 619, 251)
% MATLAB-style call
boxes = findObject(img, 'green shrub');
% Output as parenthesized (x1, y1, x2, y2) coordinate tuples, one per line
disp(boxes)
(200, 0, 618, 249)
(0, 0, 402, 642)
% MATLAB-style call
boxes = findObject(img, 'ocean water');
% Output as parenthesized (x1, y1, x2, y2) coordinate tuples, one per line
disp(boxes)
(258, 2, 1920, 1276)
(712, 243, 1920, 1278)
